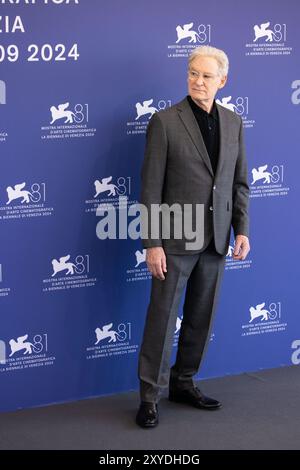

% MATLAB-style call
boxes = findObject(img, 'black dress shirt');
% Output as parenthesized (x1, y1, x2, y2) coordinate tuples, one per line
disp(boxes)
(187, 94, 220, 175)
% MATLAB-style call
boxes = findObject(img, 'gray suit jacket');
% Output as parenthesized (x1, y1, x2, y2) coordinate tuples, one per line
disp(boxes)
(140, 96, 250, 255)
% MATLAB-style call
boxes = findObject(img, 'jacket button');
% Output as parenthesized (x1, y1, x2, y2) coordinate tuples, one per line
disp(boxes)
(213, 185, 216, 190)
(209, 206, 213, 211)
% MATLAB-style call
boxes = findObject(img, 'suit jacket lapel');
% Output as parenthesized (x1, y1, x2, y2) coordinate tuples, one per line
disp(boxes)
(177, 97, 231, 181)
(214, 102, 229, 182)
(177, 97, 214, 177)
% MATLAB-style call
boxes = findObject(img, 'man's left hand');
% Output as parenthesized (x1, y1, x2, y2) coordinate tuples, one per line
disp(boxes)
(233, 235, 250, 260)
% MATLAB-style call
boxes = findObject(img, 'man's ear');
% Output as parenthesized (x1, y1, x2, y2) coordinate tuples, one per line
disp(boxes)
(218, 75, 227, 90)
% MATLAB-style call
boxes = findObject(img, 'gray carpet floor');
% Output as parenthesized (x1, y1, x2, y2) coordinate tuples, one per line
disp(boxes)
(0, 365, 299, 450)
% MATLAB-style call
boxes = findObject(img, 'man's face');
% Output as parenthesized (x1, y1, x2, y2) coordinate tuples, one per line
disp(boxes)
(187, 55, 227, 105)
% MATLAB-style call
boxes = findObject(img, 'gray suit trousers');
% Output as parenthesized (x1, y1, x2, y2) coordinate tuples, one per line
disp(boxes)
(138, 238, 226, 403)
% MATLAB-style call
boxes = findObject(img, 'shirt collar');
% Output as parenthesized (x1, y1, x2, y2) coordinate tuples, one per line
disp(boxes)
(187, 95, 218, 121)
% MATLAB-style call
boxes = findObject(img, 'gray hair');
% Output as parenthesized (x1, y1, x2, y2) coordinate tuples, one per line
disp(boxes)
(188, 45, 229, 77)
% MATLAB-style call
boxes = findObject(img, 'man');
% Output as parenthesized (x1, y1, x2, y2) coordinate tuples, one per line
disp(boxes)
(136, 45, 250, 428)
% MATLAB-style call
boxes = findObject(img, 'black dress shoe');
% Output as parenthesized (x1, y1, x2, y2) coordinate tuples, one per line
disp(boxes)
(136, 401, 159, 428)
(169, 386, 221, 410)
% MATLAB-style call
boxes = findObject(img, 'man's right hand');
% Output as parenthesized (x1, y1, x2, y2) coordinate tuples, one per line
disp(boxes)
(146, 247, 167, 281)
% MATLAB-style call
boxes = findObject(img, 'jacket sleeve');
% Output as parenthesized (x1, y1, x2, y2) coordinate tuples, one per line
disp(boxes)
(140, 112, 168, 248)
(231, 117, 250, 238)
